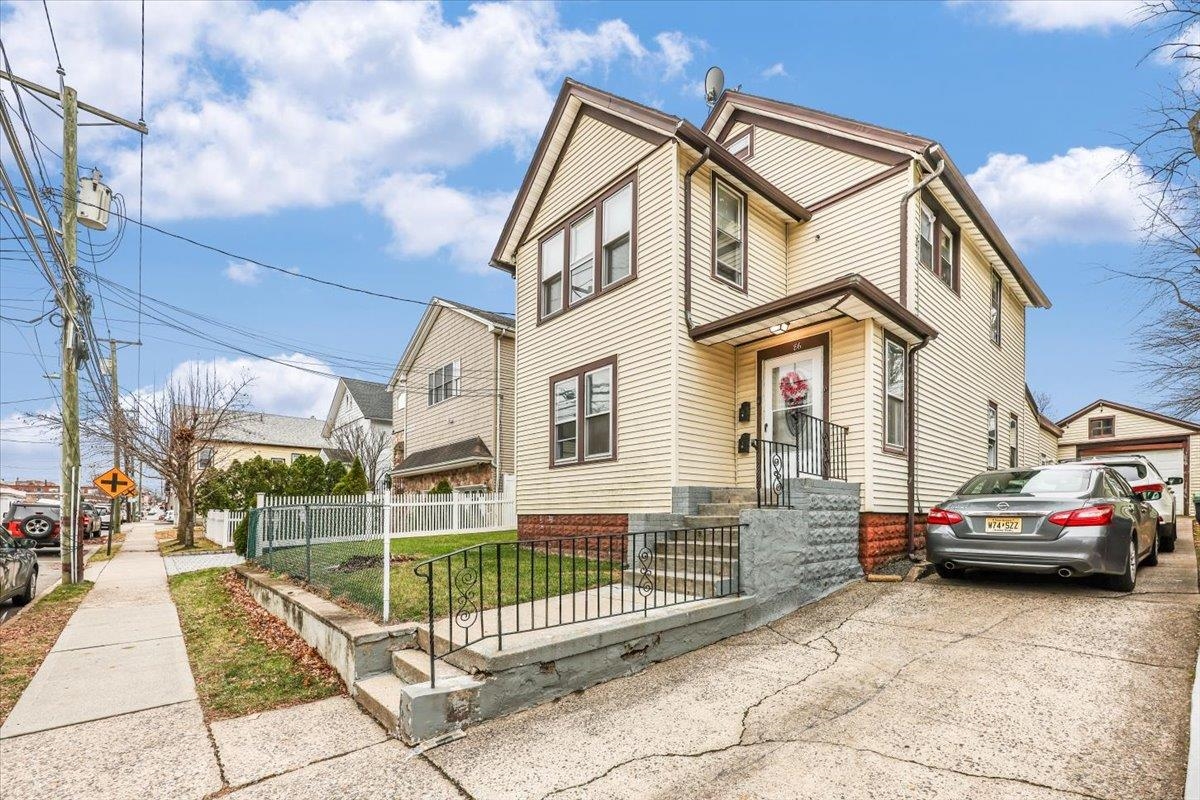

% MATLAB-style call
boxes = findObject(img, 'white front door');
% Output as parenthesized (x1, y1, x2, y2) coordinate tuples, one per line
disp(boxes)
(761, 346, 825, 476)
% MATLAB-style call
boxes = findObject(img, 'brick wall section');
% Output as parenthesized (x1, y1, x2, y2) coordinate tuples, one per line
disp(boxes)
(399, 463, 496, 493)
(858, 512, 926, 572)
(518, 514, 629, 558)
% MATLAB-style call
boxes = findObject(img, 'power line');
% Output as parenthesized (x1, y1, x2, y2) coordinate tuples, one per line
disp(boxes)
(41, 0, 65, 76)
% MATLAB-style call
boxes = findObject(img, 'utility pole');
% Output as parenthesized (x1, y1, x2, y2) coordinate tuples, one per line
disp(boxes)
(61, 85, 81, 584)
(108, 339, 121, 556)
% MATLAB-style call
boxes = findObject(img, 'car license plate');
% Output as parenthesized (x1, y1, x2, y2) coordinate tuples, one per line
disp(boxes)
(985, 517, 1021, 534)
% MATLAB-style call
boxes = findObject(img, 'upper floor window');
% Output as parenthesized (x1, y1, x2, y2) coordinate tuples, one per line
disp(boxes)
(427, 362, 460, 406)
(538, 176, 636, 323)
(884, 336, 906, 452)
(550, 357, 617, 466)
(713, 177, 747, 290)
(986, 402, 998, 469)
(990, 271, 1002, 346)
(727, 130, 752, 160)
(916, 196, 958, 291)
(1008, 413, 1018, 468)
(917, 206, 935, 271)
(1088, 416, 1115, 438)
(197, 447, 214, 470)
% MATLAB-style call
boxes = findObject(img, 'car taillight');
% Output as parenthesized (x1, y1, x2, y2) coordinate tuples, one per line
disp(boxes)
(1048, 504, 1114, 527)
(1135, 483, 1164, 495)
(6, 520, 21, 537)
(927, 507, 964, 526)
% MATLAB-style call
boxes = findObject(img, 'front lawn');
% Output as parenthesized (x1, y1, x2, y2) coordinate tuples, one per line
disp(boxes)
(0, 581, 93, 724)
(156, 527, 223, 555)
(257, 530, 619, 623)
(169, 567, 342, 721)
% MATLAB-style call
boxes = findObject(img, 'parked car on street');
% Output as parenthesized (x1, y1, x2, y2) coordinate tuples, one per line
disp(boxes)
(925, 463, 1159, 590)
(3, 502, 63, 550)
(1065, 454, 1181, 552)
(80, 504, 102, 538)
(0, 528, 38, 606)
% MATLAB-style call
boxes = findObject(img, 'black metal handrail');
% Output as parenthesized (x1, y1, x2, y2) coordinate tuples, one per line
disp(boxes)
(753, 411, 849, 507)
(413, 525, 743, 687)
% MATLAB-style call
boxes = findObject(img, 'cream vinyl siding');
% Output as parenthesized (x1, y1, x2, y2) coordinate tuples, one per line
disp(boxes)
(497, 334, 515, 477)
(787, 169, 909, 299)
(1036, 425, 1061, 466)
(528, 112, 657, 238)
(209, 442, 321, 471)
(871, 230, 1029, 512)
(403, 310, 498, 457)
(715, 318, 868, 499)
(685, 156, 788, 328)
(513, 141, 677, 516)
(744, 126, 887, 207)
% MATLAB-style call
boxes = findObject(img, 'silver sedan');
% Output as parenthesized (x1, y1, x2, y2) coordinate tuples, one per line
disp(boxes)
(925, 463, 1158, 590)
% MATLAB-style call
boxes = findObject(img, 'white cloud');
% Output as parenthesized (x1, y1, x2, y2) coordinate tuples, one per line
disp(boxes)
(761, 63, 788, 79)
(950, 0, 1142, 32)
(965, 146, 1152, 246)
(0, 409, 61, 481)
(0, 2, 701, 270)
(169, 353, 338, 419)
(224, 260, 263, 285)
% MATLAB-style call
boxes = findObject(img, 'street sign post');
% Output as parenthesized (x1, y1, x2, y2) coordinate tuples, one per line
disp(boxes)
(93, 467, 136, 499)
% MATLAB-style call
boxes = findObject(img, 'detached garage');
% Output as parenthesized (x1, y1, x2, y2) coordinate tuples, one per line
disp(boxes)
(1057, 399, 1199, 517)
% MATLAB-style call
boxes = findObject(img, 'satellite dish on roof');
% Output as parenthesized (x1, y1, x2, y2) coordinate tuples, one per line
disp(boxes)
(704, 66, 725, 108)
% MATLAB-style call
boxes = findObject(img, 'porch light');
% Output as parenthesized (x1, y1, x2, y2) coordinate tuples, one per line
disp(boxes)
(769, 322, 790, 335)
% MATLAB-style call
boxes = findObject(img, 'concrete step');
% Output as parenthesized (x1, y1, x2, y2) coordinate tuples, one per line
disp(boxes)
(709, 487, 756, 505)
(682, 515, 740, 529)
(638, 551, 738, 577)
(696, 502, 754, 517)
(653, 540, 738, 559)
(621, 569, 737, 598)
(392, 648, 467, 685)
(353, 673, 404, 735)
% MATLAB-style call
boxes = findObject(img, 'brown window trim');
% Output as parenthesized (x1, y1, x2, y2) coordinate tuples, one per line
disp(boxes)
(917, 189, 960, 295)
(1088, 415, 1116, 439)
(990, 270, 1003, 348)
(881, 331, 908, 456)
(1008, 412, 1019, 468)
(548, 355, 618, 468)
(986, 401, 999, 469)
(537, 172, 639, 325)
(711, 173, 749, 294)
(721, 125, 754, 161)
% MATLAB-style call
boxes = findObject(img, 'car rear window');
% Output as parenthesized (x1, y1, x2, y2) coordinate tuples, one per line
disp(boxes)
(1110, 464, 1148, 482)
(958, 469, 1094, 496)
(10, 504, 60, 520)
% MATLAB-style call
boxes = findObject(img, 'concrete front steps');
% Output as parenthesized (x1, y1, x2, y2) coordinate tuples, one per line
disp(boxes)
(682, 488, 755, 529)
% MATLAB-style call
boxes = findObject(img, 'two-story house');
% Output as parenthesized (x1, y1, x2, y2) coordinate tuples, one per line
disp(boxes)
(321, 376, 393, 489)
(387, 298, 515, 493)
(490, 80, 1053, 569)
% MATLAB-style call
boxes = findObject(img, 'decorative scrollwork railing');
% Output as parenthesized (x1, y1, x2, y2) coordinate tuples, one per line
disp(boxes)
(753, 412, 849, 508)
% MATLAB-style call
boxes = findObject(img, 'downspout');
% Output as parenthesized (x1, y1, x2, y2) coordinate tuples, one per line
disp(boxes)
(902, 143, 944, 560)
(493, 329, 502, 490)
(682, 146, 711, 330)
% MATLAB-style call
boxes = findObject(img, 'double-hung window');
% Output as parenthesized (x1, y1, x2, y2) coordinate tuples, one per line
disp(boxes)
(569, 213, 595, 304)
(602, 184, 632, 287)
(540, 232, 564, 317)
(884, 336, 906, 451)
(986, 403, 998, 469)
(427, 362, 459, 406)
(713, 177, 746, 289)
(917, 196, 958, 290)
(550, 358, 617, 466)
(990, 271, 1003, 346)
(917, 205, 936, 271)
(1008, 413, 1018, 468)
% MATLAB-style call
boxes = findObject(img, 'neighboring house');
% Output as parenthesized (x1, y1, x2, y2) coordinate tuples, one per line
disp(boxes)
(489, 79, 1054, 567)
(196, 411, 329, 471)
(386, 298, 515, 493)
(1025, 386, 1063, 466)
(321, 376, 393, 488)
(1056, 399, 1198, 517)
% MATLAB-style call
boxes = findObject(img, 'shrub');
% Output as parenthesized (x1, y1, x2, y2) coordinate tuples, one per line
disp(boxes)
(233, 514, 250, 557)
(429, 479, 453, 495)
(332, 457, 370, 495)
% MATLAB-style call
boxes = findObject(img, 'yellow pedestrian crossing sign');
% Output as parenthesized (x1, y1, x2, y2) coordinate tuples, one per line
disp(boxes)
(94, 467, 136, 499)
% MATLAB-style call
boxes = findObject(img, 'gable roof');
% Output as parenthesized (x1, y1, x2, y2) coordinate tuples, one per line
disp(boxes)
(386, 297, 514, 391)
(215, 411, 329, 450)
(1056, 398, 1200, 433)
(703, 90, 1051, 310)
(1025, 385, 1063, 437)
(341, 377, 391, 423)
(490, 79, 812, 273)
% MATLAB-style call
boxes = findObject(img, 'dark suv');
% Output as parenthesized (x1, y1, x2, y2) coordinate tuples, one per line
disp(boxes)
(4, 502, 63, 549)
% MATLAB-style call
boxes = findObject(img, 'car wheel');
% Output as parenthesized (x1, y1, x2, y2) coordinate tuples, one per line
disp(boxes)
(19, 515, 54, 540)
(12, 570, 35, 606)
(934, 564, 967, 579)
(1108, 536, 1137, 592)
(1145, 529, 1159, 567)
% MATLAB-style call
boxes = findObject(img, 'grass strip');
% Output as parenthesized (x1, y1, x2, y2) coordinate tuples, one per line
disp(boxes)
(169, 567, 342, 721)
(157, 528, 223, 555)
(88, 531, 125, 563)
(0, 581, 93, 725)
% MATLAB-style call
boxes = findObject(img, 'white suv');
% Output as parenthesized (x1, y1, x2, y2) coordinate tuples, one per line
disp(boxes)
(1073, 455, 1180, 551)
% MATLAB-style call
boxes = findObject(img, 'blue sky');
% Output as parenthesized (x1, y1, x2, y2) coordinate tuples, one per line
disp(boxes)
(0, 0, 1181, 480)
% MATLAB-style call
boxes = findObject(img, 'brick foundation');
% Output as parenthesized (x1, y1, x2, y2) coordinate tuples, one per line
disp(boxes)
(518, 514, 629, 558)
(858, 512, 926, 573)
(398, 463, 496, 493)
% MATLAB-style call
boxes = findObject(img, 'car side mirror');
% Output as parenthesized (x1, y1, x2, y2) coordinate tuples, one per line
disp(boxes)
(1167, 476, 1184, 486)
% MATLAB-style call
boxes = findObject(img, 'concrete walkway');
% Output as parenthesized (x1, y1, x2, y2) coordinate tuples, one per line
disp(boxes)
(0, 522, 222, 799)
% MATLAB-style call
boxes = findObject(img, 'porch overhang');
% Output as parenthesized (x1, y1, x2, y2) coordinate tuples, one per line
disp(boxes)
(688, 274, 937, 347)
(393, 436, 493, 478)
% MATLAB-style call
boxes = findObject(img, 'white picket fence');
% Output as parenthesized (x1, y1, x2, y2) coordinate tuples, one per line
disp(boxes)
(204, 509, 246, 548)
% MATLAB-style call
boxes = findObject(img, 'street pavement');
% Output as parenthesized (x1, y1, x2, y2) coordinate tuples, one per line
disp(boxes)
(0, 522, 222, 799)
(1, 520, 1195, 799)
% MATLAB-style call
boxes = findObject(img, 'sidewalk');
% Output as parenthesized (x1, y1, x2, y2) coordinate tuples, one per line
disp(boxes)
(0, 522, 222, 799)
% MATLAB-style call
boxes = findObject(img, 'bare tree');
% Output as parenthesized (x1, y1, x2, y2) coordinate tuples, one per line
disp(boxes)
(1031, 389, 1057, 420)
(1118, 3, 1200, 417)
(72, 366, 251, 546)
(332, 424, 391, 489)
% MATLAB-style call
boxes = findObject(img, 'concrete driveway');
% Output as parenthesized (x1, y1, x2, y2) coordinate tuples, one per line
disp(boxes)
(403, 522, 1198, 800)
